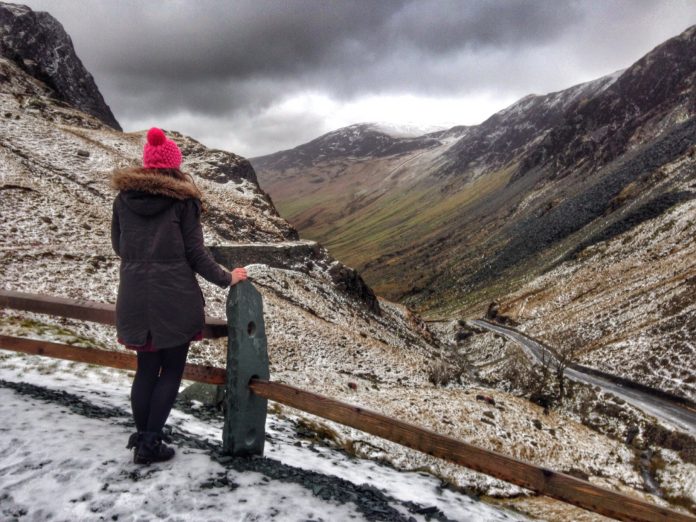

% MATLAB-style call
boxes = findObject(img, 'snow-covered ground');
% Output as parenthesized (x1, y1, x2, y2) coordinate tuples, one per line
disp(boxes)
(0, 350, 528, 522)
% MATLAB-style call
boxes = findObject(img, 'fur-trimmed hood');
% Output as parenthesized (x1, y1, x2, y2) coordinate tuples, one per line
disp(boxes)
(110, 167, 207, 216)
(111, 167, 203, 200)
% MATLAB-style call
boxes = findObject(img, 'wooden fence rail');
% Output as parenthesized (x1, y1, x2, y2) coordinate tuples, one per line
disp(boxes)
(0, 334, 226, 384)
(0, 288, 694, 522)
(0, 289, 228, 339)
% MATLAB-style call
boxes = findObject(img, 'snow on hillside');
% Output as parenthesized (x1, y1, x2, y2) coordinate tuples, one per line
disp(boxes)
(3, 12, 695, 519)
(5, 294, 686, 520)
(0, 50, 535, 519)
(365, 122, 450, 138)
(0, 54, 442, 381)
(0, 48, 547, 519)
(0, 94, 675, 515)
(427, 320, 696, 515)
(498, 152, 696, 401)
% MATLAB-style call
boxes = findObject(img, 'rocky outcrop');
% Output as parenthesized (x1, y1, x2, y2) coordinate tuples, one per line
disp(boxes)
(327, 260, 380, 315)
(0, 2, 121, 130)
(175, 132, 258, 185)
(210, 241, 322, 272)
(210, 241, 381, 314)
(485, 302, 517, 326)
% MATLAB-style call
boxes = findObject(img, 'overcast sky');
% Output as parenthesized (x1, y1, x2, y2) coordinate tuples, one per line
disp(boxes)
(15, 0, 696, 157)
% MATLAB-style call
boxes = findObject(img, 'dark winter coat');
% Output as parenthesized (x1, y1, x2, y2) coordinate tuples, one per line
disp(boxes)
(110, 167, 232, 350)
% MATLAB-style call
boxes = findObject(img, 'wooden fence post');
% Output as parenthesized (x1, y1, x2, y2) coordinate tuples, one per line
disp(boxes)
(222, 280, 269, 456)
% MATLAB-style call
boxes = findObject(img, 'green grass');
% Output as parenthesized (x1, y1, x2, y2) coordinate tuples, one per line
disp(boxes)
(1, 314, 106, 349)
(318, 166, 513, 272)
(267, 157, 533, 314)
(275, 191, 337, 222)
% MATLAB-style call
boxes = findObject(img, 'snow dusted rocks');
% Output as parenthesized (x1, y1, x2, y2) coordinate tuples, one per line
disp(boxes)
(211, 240, 323, 270)
(0, 2, 121, 130)
(210, 241, 380, 314)
(174, 131, 259, 185)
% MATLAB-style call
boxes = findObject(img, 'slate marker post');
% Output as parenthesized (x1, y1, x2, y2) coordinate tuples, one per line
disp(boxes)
(222, 280, 270, 456)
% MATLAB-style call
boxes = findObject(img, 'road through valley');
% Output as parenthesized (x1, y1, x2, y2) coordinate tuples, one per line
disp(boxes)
(471, 320, 696, 436)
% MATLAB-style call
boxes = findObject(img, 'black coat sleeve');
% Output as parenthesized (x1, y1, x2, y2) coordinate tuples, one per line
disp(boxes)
(111, 196, 120, 257)
(180, 198, 232, 288)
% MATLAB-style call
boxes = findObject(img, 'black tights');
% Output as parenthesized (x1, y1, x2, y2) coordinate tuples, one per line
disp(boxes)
(130, 342, 190, 433)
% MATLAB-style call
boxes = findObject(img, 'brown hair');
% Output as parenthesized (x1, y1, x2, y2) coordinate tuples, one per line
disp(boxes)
(163, 168, 209, 213)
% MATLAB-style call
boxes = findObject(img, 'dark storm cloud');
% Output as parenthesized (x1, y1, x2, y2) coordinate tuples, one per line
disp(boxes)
(384, 1, 579, 53)
(15, 0, 696, 156)
(94, 1, 403, 80)
(20, 0, 582, 111)
(66, 1, 580, 81)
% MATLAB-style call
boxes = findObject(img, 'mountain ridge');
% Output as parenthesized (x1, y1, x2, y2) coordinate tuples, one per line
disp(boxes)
(252, 122, 443, 171)
(252, 24, 696, 403)
(253, 24, 696, 314)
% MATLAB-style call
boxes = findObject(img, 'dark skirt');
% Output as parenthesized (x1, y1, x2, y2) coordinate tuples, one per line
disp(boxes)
(117, 329, 203, 352)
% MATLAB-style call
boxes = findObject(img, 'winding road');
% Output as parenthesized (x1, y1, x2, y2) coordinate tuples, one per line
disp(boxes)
(471, 320, 696, 436)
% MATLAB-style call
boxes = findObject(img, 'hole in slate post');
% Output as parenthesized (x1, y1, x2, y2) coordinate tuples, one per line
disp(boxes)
(248, 374, 260, 394)
(247, 321, 256, 337)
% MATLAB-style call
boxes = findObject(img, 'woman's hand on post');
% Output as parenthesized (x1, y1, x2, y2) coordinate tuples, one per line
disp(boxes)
(230, 267, 248, 286)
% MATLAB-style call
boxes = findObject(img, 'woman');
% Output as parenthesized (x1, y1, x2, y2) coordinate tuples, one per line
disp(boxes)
(110, 127, 247, 465)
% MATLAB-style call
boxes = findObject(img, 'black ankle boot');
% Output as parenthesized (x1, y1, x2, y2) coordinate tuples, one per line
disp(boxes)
(134, 431, 175, 465)
(126, 432, 142, 463)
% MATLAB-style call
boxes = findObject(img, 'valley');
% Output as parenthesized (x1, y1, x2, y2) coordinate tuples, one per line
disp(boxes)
(251, 22, 696, 517)
(1, 3, 695, 520)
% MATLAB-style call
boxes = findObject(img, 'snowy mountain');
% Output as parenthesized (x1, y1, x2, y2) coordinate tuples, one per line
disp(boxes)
(253, 25, 696, 404)
(251, 70, 628, 300)
(252, 123, 442, 171)
(441, 70, 624, 181)
(2, 4, 695, 520)
(367, 121, 450, 138)
(517, 26, 696, 181)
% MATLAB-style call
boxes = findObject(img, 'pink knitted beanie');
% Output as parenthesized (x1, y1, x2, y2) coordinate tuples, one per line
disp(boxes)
(142, 127, 182, 169)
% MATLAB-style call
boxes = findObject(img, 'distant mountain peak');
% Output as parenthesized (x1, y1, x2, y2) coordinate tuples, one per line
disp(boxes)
(251, 121, 442, 171)
(362, 121, 450, 138)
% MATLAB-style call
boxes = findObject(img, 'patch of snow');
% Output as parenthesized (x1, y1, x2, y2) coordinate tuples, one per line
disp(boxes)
(0, 351, 526, 521)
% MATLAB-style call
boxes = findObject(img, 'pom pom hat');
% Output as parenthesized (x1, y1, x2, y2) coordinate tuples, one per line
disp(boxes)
(143, 127, 182, 169)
